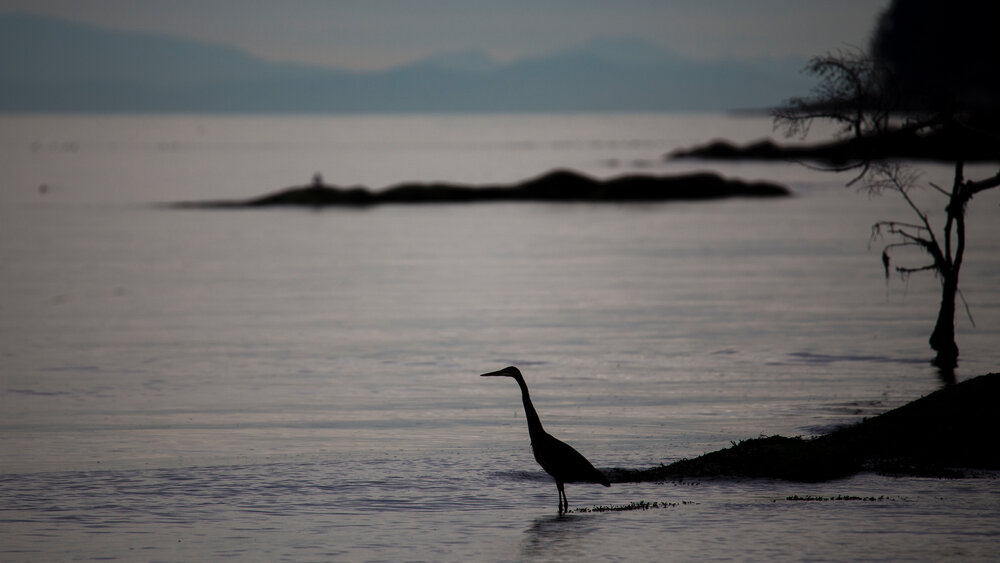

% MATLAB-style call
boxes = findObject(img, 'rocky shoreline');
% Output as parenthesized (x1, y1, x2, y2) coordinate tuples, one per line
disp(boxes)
(669, 126, 1000, 165)
(168, 169, 789, 209)
(611, 373, 999, 483)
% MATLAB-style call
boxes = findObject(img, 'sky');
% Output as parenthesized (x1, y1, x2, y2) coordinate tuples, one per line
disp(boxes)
(0, 0, 890, 70)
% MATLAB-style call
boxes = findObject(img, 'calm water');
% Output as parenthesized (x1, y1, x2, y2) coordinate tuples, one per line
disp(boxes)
(1, 114, 999, 561)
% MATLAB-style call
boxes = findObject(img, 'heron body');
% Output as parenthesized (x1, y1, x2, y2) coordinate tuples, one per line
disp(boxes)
(481, 366, 610, 512)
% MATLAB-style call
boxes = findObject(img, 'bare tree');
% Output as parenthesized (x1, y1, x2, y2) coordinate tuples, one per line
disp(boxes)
(773, 0, 1000, 380)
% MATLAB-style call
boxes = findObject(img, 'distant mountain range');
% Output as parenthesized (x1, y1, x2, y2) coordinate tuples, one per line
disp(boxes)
(0, 13, 813, 113)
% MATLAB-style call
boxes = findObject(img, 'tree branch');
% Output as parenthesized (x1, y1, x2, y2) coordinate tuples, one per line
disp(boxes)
(896, 264, 938, 275)
(962, 168, 1000, 198)
(927, 181, 951, 197)
(873, 222, 930, 245)
(958, 288, 976, 328)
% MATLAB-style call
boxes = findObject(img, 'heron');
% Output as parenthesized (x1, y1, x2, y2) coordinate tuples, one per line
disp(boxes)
(481, 365, 610, 513)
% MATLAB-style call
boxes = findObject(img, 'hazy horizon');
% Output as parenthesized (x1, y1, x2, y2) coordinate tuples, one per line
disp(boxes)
(0, 1, 888, 71)
(0, 11, 829, 113)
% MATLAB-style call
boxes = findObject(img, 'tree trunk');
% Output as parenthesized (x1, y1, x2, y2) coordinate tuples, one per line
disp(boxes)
(929, 271, 959, 369)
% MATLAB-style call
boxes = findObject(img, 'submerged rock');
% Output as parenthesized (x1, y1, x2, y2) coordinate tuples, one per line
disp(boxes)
(168, 169, 789, 209)
(612, 372, 1000, 482)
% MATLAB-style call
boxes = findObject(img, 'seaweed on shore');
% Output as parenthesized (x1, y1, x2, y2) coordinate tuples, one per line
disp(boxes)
(611, 373, 1000, 483)
(574, 500, 693, 513)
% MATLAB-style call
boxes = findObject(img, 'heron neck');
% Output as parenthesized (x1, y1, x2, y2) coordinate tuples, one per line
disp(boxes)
(514, 375, 546, 439)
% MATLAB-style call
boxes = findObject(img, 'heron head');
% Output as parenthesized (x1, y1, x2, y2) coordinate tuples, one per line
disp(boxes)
(480, 366, 522, 378)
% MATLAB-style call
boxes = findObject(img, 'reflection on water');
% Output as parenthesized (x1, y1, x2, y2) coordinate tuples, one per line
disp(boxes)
(521, 513, 601, 560)
(1, 114, 999, 560)
(936, 365, 957, 386)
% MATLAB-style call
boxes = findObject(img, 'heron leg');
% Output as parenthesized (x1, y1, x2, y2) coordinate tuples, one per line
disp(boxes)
(557, 481, 567, 513)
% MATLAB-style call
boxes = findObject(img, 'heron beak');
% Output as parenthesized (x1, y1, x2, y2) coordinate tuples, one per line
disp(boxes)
(480, 369, 508, 377)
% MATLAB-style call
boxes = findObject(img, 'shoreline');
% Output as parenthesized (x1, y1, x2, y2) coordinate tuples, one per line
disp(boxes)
(611, 372, 1000, 482)
(668, 127, 1000, 165)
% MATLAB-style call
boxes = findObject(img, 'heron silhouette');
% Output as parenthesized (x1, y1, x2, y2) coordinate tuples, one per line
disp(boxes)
(481, 366, 610, 513)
